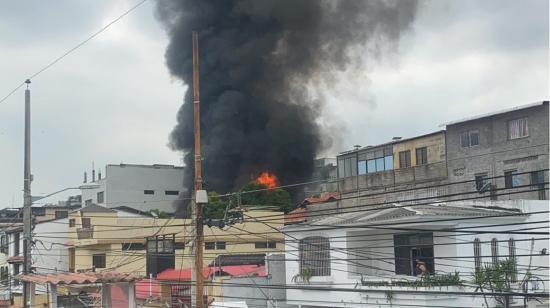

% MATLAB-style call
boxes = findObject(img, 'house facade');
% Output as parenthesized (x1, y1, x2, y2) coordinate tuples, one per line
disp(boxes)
(446, 101, 549, 201)
(283, 199, 549, 308)
(80, 163, 185, 213)
(337, 130, 447, 208)
(335, 102, 549, 212)
(65, 205, 284, 277)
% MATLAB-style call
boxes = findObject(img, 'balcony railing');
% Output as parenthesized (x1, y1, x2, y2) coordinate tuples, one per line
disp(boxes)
(77, 227, 94, 239)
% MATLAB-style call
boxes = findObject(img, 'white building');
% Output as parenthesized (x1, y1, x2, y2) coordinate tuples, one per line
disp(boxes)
(81, 164, 185, 213)
(283, 200, 549, 308)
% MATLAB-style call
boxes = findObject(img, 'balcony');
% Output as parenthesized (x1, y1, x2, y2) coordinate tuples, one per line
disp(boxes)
(77, 227, 94, 239)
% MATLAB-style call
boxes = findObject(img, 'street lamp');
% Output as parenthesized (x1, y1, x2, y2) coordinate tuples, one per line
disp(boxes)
(31, 184, 100, 203)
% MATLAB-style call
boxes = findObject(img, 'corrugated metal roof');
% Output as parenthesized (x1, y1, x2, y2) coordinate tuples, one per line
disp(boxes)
(16, 271, 141, 285)
(307, 202, 522, 227)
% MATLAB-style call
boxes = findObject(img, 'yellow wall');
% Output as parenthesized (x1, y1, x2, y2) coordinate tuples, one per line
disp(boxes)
(392, 132, 446, 169)
(71, 210, 284, 275)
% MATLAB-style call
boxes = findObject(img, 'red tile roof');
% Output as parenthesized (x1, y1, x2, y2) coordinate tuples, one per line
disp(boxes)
(300, 192, 340, 206)
(157, 265, 266, 281)
(15, 271, 142, 285)
(284, 207, 307, 224)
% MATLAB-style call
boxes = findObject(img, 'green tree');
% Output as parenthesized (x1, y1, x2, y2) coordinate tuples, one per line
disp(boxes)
(202, 192, 229, 219)
(240, 181, 293, 213)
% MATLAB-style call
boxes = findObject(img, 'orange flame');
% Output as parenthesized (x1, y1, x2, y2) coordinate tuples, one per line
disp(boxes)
(256, 172, 279, 189)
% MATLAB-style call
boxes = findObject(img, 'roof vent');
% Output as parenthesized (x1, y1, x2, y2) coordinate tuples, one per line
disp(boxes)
(392, 137, 402, 141)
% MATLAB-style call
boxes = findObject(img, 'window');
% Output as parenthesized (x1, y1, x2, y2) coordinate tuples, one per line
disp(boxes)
(144, 190, 155, 195)
(55, 211, 68, 219)
(204, 241, 225, 250)
(508, 118, 528, 139)
(415, 147, 428, 165)
(13, 264, 20, 285)
(491, 238, 499, 265)
(0, 266, 7, 286)
(475, 174, 490, 192)
(85, 199, 92, 206)
(81, 218, 91, 228)
(122, 243, 146, 251)
(339, 156, 358, 178)
(530, 171, 547, 200)
(146, 236, 175, 254)
(460, 130, 479, 147)
(384, 155, 394, 171)
(0, 236, 7, 254)
(69, 219, 75, 227)
(394, 233, 434, 276)
(358, 147, 393, 174)
(508, 238, 517, 282)
(399, 150, 411, 168)
(358, 160, 367, 175)
(97, 191, 104, 203)
(473, 238, 481, 272)
(366, 159, 376, 173)
(504, 170, 520, 188)
(255, 241, 276, 249)
(165, 190, 179, 196)
(299, 236, 330, 276)
(93, 254, 106, 268)
(14, 233, 20, 256)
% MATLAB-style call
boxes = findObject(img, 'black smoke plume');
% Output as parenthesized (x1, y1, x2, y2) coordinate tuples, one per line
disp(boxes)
(155, 0, 418, 199)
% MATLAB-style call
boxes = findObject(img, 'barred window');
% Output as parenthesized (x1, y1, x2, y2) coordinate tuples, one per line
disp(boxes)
(473, 238, 481, 272)
(299, 236, 330, 276)
(491, 238, 499, 265)
(508, 238, 517, 282)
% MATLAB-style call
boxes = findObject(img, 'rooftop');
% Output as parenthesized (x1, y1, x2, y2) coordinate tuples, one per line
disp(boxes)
(442, 100, 548, 126)
(285, 200, 524, 230)
(107, 163, 184, 170)
(16, 271, 141, 285)
(338, 130, 445, 157)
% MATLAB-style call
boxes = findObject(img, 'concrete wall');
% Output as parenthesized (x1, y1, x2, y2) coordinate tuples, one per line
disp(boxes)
(284, 200, 549, 308)
(81, 164, 185, 212)
(392, 132, 446, 169)
(446, 102, 549, 201)
(33, 218, 69, 273)
(70, 210, 284, 276)
(336, 132, 448, 209)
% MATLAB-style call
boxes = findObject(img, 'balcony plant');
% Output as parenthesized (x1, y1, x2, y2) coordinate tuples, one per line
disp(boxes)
(292, 267, 314, 284)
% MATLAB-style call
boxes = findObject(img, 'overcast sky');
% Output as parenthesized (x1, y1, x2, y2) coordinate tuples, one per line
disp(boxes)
(0, 0, 548, 207)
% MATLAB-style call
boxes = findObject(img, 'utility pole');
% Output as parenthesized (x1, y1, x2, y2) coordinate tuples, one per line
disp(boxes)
(191, 31, 205, 308)
(22, 79, 33, 308)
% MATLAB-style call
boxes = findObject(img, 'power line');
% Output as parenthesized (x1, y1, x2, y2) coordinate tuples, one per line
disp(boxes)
(0, 0, 148, 105)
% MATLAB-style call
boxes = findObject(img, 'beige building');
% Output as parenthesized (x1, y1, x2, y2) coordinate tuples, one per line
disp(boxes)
(67, 204, 284, 277)
(336, 131, 448, 207)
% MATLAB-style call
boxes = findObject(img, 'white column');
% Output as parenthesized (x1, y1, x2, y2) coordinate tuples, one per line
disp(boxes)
(101, 283, 111, 307)
(49, 284, 57, 308)
(128, 283, 135, 308)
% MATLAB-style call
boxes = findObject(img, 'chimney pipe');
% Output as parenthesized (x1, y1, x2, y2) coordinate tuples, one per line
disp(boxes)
(84, 171, 87, 183)
(92, 169, 96, 182)
(98, 169, 102, 180)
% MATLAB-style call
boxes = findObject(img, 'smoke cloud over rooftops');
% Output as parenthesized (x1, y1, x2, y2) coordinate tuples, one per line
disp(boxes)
(155, 0, 418, 196)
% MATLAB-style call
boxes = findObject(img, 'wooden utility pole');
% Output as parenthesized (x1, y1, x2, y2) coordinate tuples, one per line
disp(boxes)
(191, 31, 205, 308)
(22, 79, 33, 307)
